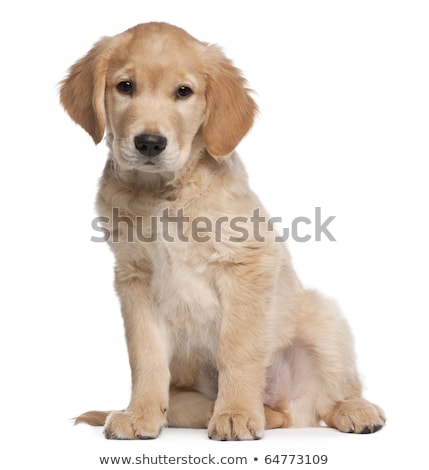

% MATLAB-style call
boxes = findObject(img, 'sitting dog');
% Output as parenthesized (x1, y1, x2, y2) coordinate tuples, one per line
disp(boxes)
(60, 22, 385, 440)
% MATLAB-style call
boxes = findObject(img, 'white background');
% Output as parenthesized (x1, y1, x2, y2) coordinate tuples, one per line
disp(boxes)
(1, 1, 428, 468)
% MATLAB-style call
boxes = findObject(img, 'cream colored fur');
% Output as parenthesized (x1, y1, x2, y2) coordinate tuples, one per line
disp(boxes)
(61, 22, 384, 440)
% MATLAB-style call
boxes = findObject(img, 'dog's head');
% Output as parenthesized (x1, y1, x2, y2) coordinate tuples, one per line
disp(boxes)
(60, 22, 257, 173)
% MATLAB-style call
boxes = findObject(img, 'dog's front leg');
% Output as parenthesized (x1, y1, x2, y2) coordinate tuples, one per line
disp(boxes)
(208, 261, 272, 441)
(104, 270, 170, 440)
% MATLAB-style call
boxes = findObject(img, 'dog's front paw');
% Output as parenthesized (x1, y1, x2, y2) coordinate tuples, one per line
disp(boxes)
(104, 408, 167, 440)
(208, 407, 264, 441)
(323, 398, 386, 434)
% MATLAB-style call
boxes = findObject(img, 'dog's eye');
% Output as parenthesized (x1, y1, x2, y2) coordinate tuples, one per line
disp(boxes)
(176, 86, 193, 99)
(117, 81, 134, 95)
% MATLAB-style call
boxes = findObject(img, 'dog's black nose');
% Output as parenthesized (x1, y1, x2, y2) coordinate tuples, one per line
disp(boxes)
(134, 133, 167, 157)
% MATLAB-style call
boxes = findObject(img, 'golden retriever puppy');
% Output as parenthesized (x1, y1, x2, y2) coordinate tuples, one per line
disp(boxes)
(60, 22, 385, 440)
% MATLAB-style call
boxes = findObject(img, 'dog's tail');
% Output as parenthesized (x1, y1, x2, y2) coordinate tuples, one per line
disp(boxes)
(74, 410, 110, 426)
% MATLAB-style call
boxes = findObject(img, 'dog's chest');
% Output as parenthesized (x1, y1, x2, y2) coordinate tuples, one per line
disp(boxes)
(149, 239, 221, 357)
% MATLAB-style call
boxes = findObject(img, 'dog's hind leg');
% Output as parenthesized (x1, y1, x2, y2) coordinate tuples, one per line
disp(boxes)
(168, 388, 290, 430)
(289, 289, 385, 433)
(167, 389, 213, 428)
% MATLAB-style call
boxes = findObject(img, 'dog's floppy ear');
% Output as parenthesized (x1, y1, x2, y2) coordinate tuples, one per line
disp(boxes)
(202, 46, 258, 159)
(60, 38, 110, 144)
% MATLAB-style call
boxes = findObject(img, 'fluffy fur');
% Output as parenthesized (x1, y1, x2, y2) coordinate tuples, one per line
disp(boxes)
(60, 22, 385, 440)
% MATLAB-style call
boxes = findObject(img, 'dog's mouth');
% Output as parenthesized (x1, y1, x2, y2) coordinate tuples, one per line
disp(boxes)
(134, 157, 166, 173)
(140, 157, 163, 169)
